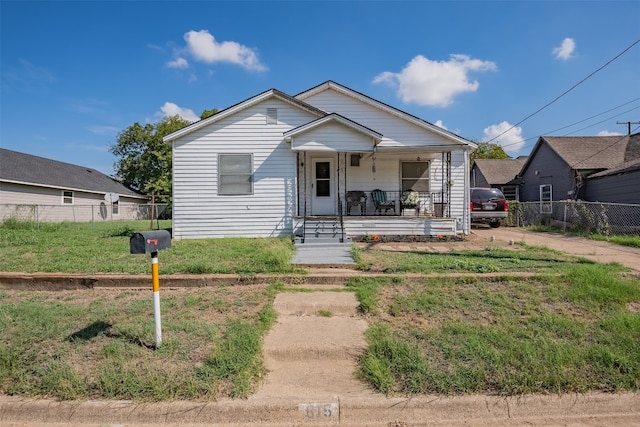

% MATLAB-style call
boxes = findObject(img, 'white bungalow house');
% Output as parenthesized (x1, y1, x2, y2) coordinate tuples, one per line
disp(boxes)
(163, 81, 476, 241)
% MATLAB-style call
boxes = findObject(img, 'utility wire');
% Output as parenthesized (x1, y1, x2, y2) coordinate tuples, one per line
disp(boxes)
(497, 98, 640, 149)
(486, 38, 640, 144)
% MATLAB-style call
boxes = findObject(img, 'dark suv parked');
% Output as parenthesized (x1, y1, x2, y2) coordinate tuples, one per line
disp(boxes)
(470, 187, 509, 228)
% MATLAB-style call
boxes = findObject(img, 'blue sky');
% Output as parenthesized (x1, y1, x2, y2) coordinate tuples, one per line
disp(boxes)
(2, 1, 639, 176)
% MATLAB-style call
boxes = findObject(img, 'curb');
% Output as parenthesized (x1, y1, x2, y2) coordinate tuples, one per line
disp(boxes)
(0, 271, 543, 291)
(2, 392, 639, 426)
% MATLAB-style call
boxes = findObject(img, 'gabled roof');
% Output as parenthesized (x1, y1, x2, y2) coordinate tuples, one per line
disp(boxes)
(283, 113, 383, 143)
(0, 148, 146, 198)
(473, 157, 528, 185)
(295, 81, 477, 148)
(521, 135, 630, 175)
(163, 88, 327, 143)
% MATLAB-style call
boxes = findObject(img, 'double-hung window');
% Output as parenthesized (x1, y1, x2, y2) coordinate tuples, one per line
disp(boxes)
(219, 154, 253, 195)
(62, 190, 74, 204)
(540, 184, 552, 214)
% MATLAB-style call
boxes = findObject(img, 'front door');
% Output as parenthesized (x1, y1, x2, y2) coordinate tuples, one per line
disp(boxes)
(311, 158, 335, 215)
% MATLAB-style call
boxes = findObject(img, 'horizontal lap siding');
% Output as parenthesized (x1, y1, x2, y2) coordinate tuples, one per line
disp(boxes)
(303, 91, 452, 148)
(292, 123, 374, 152)
(305, 90, 469, 232)
(172, 100, 314, 239)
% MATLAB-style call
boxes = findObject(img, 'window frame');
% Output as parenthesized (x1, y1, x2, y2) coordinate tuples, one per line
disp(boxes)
(400, 161, 430, 192)
(112, 200, 119, 215)
(218, 153, 254, 196)
(539, 184, 553, 214)
(62, 190, 74, 205)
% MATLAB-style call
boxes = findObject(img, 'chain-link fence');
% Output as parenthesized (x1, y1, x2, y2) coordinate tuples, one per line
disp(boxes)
(0, 203, 170, 224)
(506, 201, 640, 236)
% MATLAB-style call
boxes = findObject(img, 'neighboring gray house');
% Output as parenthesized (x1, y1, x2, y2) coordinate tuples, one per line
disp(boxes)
(518, 135, 633, 207)
(470, 157, 527, 200)
(0, 148, 149, 221)
(164, 81, 477, 240)
(584, 132, 640, 204)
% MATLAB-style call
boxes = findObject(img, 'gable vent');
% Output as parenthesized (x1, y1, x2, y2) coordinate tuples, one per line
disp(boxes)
(266, 108, 277, 125)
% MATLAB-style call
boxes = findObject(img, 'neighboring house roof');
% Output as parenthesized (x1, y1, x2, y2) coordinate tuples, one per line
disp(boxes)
(520, 135, 631, 176)
(295, 81, 477, 149)
(473, 157, 528, 185)
(0, 148, 146, 198)
(588, 158, 640, 178)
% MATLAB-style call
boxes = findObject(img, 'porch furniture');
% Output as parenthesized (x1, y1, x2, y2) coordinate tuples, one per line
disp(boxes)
(346, 191, 367, 215)
(371, 189, 396, 215)
(401, 190, 420, 216)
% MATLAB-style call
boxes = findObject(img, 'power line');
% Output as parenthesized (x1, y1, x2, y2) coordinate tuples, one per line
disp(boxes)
(496, 98, 640, 149)
(486, 38, 640, 144)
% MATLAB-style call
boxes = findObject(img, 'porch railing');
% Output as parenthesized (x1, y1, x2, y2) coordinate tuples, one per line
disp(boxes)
(343, 191, 449, 217)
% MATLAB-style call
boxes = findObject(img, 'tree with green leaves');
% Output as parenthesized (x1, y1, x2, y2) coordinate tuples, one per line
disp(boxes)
(471, 142, 508, 166)
(111, 109, 217, 203)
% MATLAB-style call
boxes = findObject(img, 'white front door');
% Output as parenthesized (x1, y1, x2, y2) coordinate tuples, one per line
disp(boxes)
(311, 158, 335, 215)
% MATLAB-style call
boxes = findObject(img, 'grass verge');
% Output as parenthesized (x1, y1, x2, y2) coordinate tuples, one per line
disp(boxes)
(0, 283, 279, 401)
(351, 263, 640, 396)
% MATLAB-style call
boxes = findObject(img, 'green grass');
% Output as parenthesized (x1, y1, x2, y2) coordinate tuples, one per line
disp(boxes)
(1, 219, 639, 400)
(0, 284, 279, 401)
(0, 220, 299, 274)
(354, 243, 590, 274)
(351, 264, 640, 396)
(527, 224, 640, 249)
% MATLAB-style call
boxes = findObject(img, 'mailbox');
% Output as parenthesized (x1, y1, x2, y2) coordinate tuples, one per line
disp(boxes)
(130, 230, 172, 254)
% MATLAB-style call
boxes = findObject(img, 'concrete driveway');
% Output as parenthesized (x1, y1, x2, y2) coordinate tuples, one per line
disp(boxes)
(472, 226, 640, 272)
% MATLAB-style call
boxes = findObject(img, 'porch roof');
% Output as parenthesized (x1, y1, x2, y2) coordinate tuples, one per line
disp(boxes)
(284, 113, 383, 142)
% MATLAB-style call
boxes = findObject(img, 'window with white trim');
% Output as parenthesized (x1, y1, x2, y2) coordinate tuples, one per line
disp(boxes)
(112, 200, 119, 215)
(62, 190, 74, 204)
(401, 161, 430, 192)
(219, 154, 253, 195)
(540, 184, 552, 214)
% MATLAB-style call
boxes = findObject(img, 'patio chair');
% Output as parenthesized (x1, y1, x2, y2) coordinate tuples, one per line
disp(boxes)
(371, 189, 396, 215)
(400, 190, 420, 215)
(346, 191, 367, 215)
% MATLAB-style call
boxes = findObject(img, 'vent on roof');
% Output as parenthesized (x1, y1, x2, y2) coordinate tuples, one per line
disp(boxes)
(266, 108, 277, 125)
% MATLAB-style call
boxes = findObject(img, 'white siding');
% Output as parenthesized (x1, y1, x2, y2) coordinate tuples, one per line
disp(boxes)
(291, 122, 375, 153)
(172, 99, 317, 239)
(0, 182, 147, 221)
(302, 90, 462, 149)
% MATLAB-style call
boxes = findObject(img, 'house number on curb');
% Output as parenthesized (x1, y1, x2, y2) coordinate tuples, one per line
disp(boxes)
(299, 402, 339, 418)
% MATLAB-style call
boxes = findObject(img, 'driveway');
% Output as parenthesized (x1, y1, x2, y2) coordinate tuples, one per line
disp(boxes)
(472, 226, 640, 272)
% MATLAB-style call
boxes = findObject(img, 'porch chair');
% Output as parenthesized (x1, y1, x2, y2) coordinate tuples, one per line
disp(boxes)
(346, 191, 367, 215)
(400, 190, 420, 216)
(371, 189, 396, 215)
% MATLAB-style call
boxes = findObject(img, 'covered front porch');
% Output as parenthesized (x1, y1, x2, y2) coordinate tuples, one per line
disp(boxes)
(292, 149, 463, 241)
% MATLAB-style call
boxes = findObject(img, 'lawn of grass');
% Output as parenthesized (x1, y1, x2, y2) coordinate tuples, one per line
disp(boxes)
(0, 219, 299, 274)
(0, 219, 639, 401)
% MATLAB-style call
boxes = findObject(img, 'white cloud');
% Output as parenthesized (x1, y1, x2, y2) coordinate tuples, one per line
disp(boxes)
(434, 120, 448, 130)
(167, 57, 189, 69)
(597, 130, 623, 136)
(553, 38, 576, 60)
(482, 121, 525, 154)
(157, 102, 199, 122)
(183, 30, 267, 71)
(373, 54, 496, 107)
